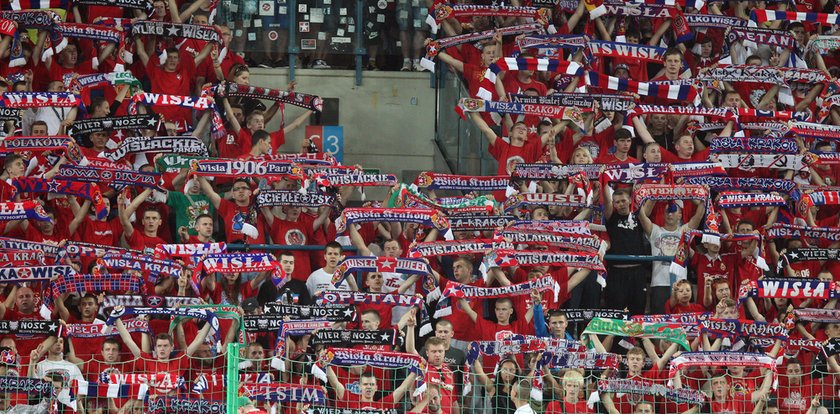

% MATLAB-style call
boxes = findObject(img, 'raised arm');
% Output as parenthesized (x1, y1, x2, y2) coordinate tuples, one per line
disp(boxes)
(469, 112, 498, 147)
(197, 176, 222, 209)
(185, 321, 212, 356)
(115, 316, 143, 358)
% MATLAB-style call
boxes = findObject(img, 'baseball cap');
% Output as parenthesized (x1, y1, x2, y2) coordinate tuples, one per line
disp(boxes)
(236, 396, 254, 407)
(242, 297, 260, 313)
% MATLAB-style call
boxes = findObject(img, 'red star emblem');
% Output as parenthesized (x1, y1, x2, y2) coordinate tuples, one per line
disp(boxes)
(377, 257, 397, 272)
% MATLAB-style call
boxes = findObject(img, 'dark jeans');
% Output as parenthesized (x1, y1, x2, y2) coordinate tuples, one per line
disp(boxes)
(566, 271, 602, 335)
(649, 286, 671, 315)
(604, 265, 648, 316)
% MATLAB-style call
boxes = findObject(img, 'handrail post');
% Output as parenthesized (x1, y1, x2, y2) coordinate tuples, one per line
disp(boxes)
(287, 0, 300, 82)
(354, 0, 365, 86)
(225, 342, 241, 412)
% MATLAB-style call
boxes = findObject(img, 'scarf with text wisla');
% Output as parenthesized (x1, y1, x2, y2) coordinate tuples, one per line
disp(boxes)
(668, 352, 777, 384)
(212, 82, 323, 113)
(563, 309, 630, 323)
(749, 9, 840, 26)
(12, 177, 107, 220)
(130, 92, 214, 112)
(502, 192, 589, 213)
(700, 318, 789, 341)
(408, 239, 498, 258)
(425, 2, 548, 33)
(0, 91, 79, 108)
(240, 383, 326, 404)
(98, 135, 208, 162)
(496, 230, 603, 253)
(414, 171, 509, 192)
(313, 347, 426, 396)
(310, 328, 399, 348)
(584, 71, 699, 104)
(0, 10, 66, 61)
(597, 379, 707, 406)
(192, 253, 286, 295)
(66, 318, 149, 338)
(717, 192, 787, 209)
(476, 57, 584, 101)
(101, 295, 201, 310)
(191, 159, 303, 180)
(511, 163, 602, 181)
(603, 162, 727, 184)
(131, 21, 221, 44)
(68, 114, 158, 137)
(766, 223, 840, 242)
(255, 190, 334, 208)
(0, 201, 53, 222)
(153, 242, 227, 260)
(738, 278, 840, 302)
(147, 397, 226, 414)
(587, 40, 666, 64)
(75, 381, 149, 402)
(0, 319, 59, 336)
(422, 23, 544, 71)
(56, 164, 161, 190)
(686, 12, 749, 29)
(584, 318, 690, 350)
(263, 303, 356, 321)
(778, 248, 840, 273)
(331, 256, 431, 285)
(336, 207, 451, 235)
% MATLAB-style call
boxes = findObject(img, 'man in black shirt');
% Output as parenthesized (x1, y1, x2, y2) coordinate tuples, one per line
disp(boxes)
(604, 187, 649, 316)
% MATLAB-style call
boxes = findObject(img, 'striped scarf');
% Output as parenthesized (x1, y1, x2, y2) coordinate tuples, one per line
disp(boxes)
(211, 82, 323, 112)
(425, 2, 548, 34)
(584, 72, 699, 104)
(455, 97, 589, 129)
(423, 23, 544, 71)
(749, 9, 840, 26)
(476, 57, 584, 101)
(98, 135, 208, 162)
(408, 239, 497, 258)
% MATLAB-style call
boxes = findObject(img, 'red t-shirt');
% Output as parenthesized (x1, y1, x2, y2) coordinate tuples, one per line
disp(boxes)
(269, 214, 322, 281)
(238, 128, 286, 155)
(488, 136, 543, 176)
(337, 393, 396, 411)
(217, 199, 267, 244)
(77, 217, 121, 246)
(145, 53, 197, 124)
(127, 229, 167, 255)
(546, 400, 593, 414)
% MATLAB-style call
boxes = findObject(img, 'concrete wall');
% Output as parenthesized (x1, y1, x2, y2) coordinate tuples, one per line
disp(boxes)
(249, 68, 438, 190)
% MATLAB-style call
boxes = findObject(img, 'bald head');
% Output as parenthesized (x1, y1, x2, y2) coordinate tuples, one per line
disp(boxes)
(16, 287, 36, 314)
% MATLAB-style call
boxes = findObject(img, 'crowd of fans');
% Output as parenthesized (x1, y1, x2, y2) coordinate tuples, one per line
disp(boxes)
(0, 0, 839, 414)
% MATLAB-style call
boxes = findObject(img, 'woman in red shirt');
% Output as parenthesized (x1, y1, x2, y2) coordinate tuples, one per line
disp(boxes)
(204, 271, 269, 306)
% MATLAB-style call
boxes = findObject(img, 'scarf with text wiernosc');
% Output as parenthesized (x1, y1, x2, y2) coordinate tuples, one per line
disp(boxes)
(147, 397, 226, 414)
(686, 12, 749, 29)
(255, 190, 334, 208)
(336, 207, 451, 237)
(310, 328, 399, 348)
(263, 303, 356, 321)
(101, 295, 201, 310)
(421, 23, 544, 71)
(597, 379, 707, 406)
(476, 57, 583, 101)
(313, 347, 426, 396)
(0, 201, 53, 222)
(414, 172, 509, 192)
(211, 82, 323, 113)
(408, 239, 497, 258)
(583, 317, 690, 350)
(98, 135, 208, 162)
(502, 192, 590, 213)
(331, 256, 431, 286)
(244, 314, 326, 333)
(700, 318, 789, 341)
(68, 114, 158, 137)
(0, 91, 79, 108)
(778, 248, 840, 273)
(0, 237, 61, 261)
(12, 177, 107, 219)
(738, 278, 840, 302)
(564, 309, 629, 323)
(0, 10, 66, 61)
(191, 159, 303, 180)
(0, 319, 59, 335)
(240, 383, 326, 404)
(717, 192, 787, 209)
(316, 289, 431, 334)
(66, 318, 149, 338)
(56, 164, 161, 190)
(766, 223, 840, 242)
(493, 249, 606, 277)
(425, 2, 548, 33)
(584, 72, 699, 104)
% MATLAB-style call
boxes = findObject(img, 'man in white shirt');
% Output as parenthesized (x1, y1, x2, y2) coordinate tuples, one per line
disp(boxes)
(306, 241, 350, 297)
(29, 337, 84, 408)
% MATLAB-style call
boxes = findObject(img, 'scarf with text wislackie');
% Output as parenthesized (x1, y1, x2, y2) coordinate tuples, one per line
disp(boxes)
(331, 256, 431, 286)
(512, 92, 636, 112)
(12, 177, 107, 219)
(443, 274, 559, 300)
(314, 173, 398, 187)
(564, 309, 629, 323)
(192, 253, 286, 295)
(449, 214, 513, 231)
(98, 135, 208, 162)
(153, 242, 227, 260)
(0, 319, 59, 335)
(147, 397, 226, 414)
(240, 383, 326, 404)
(414, 172, 509, 192)
(68, 114, 158, 137)
(263, 303, 356, 321)
(0, 10, 66, 61)
(668, 352, 777, 384)
(311, 328, 399, 348)
(130, 92, 214, 112)
(313, 347, 426, 396)
(425, 2, 548, 33)
(244, 315, 325, 334)
(336, 207, 451, 236)
(131, 21, 221, 43)
(0, 376, 54, 396)
(767, 223, 840, 242)
(700, 318, 789, 341)
(717, 192, 787, 209)
(271, 319, 335, 360)
(408, 239, 498, 258)
(503, 192, 590, 213)
(779, 248, 840, 273)
(710, 137, 799, 154)
(686, 12, 749, 29)
(421, 23, 544, 71)
(632, 184, 708, 211)
(0, 201, 53, 222)
(0, 91, 79, 108)
(587, 40, 666, 63)
(255, 190, 334, 208)
(211, 82, 323, 113)
(476, 57, 584, 101)
(0, 237, 60, 261)
(191, 159, 303, 180)
(597, 379, 706, 405)
(603, 3, 690, 42)
(584, 318, 691, 350)
(585, 72, 699, 104)
(56, 164, 161, 190)
(456, 98, 589, 128)
(681, 176, 797, 194)
(749, 9, 840, 26)
(726, 26, 796, 50)
(739, 278, 840, 302)
(66, 318, 149, 338)
(496, 230, 603, 253)
(101, 295, 201, 309)
(511, 163, 602, 181)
